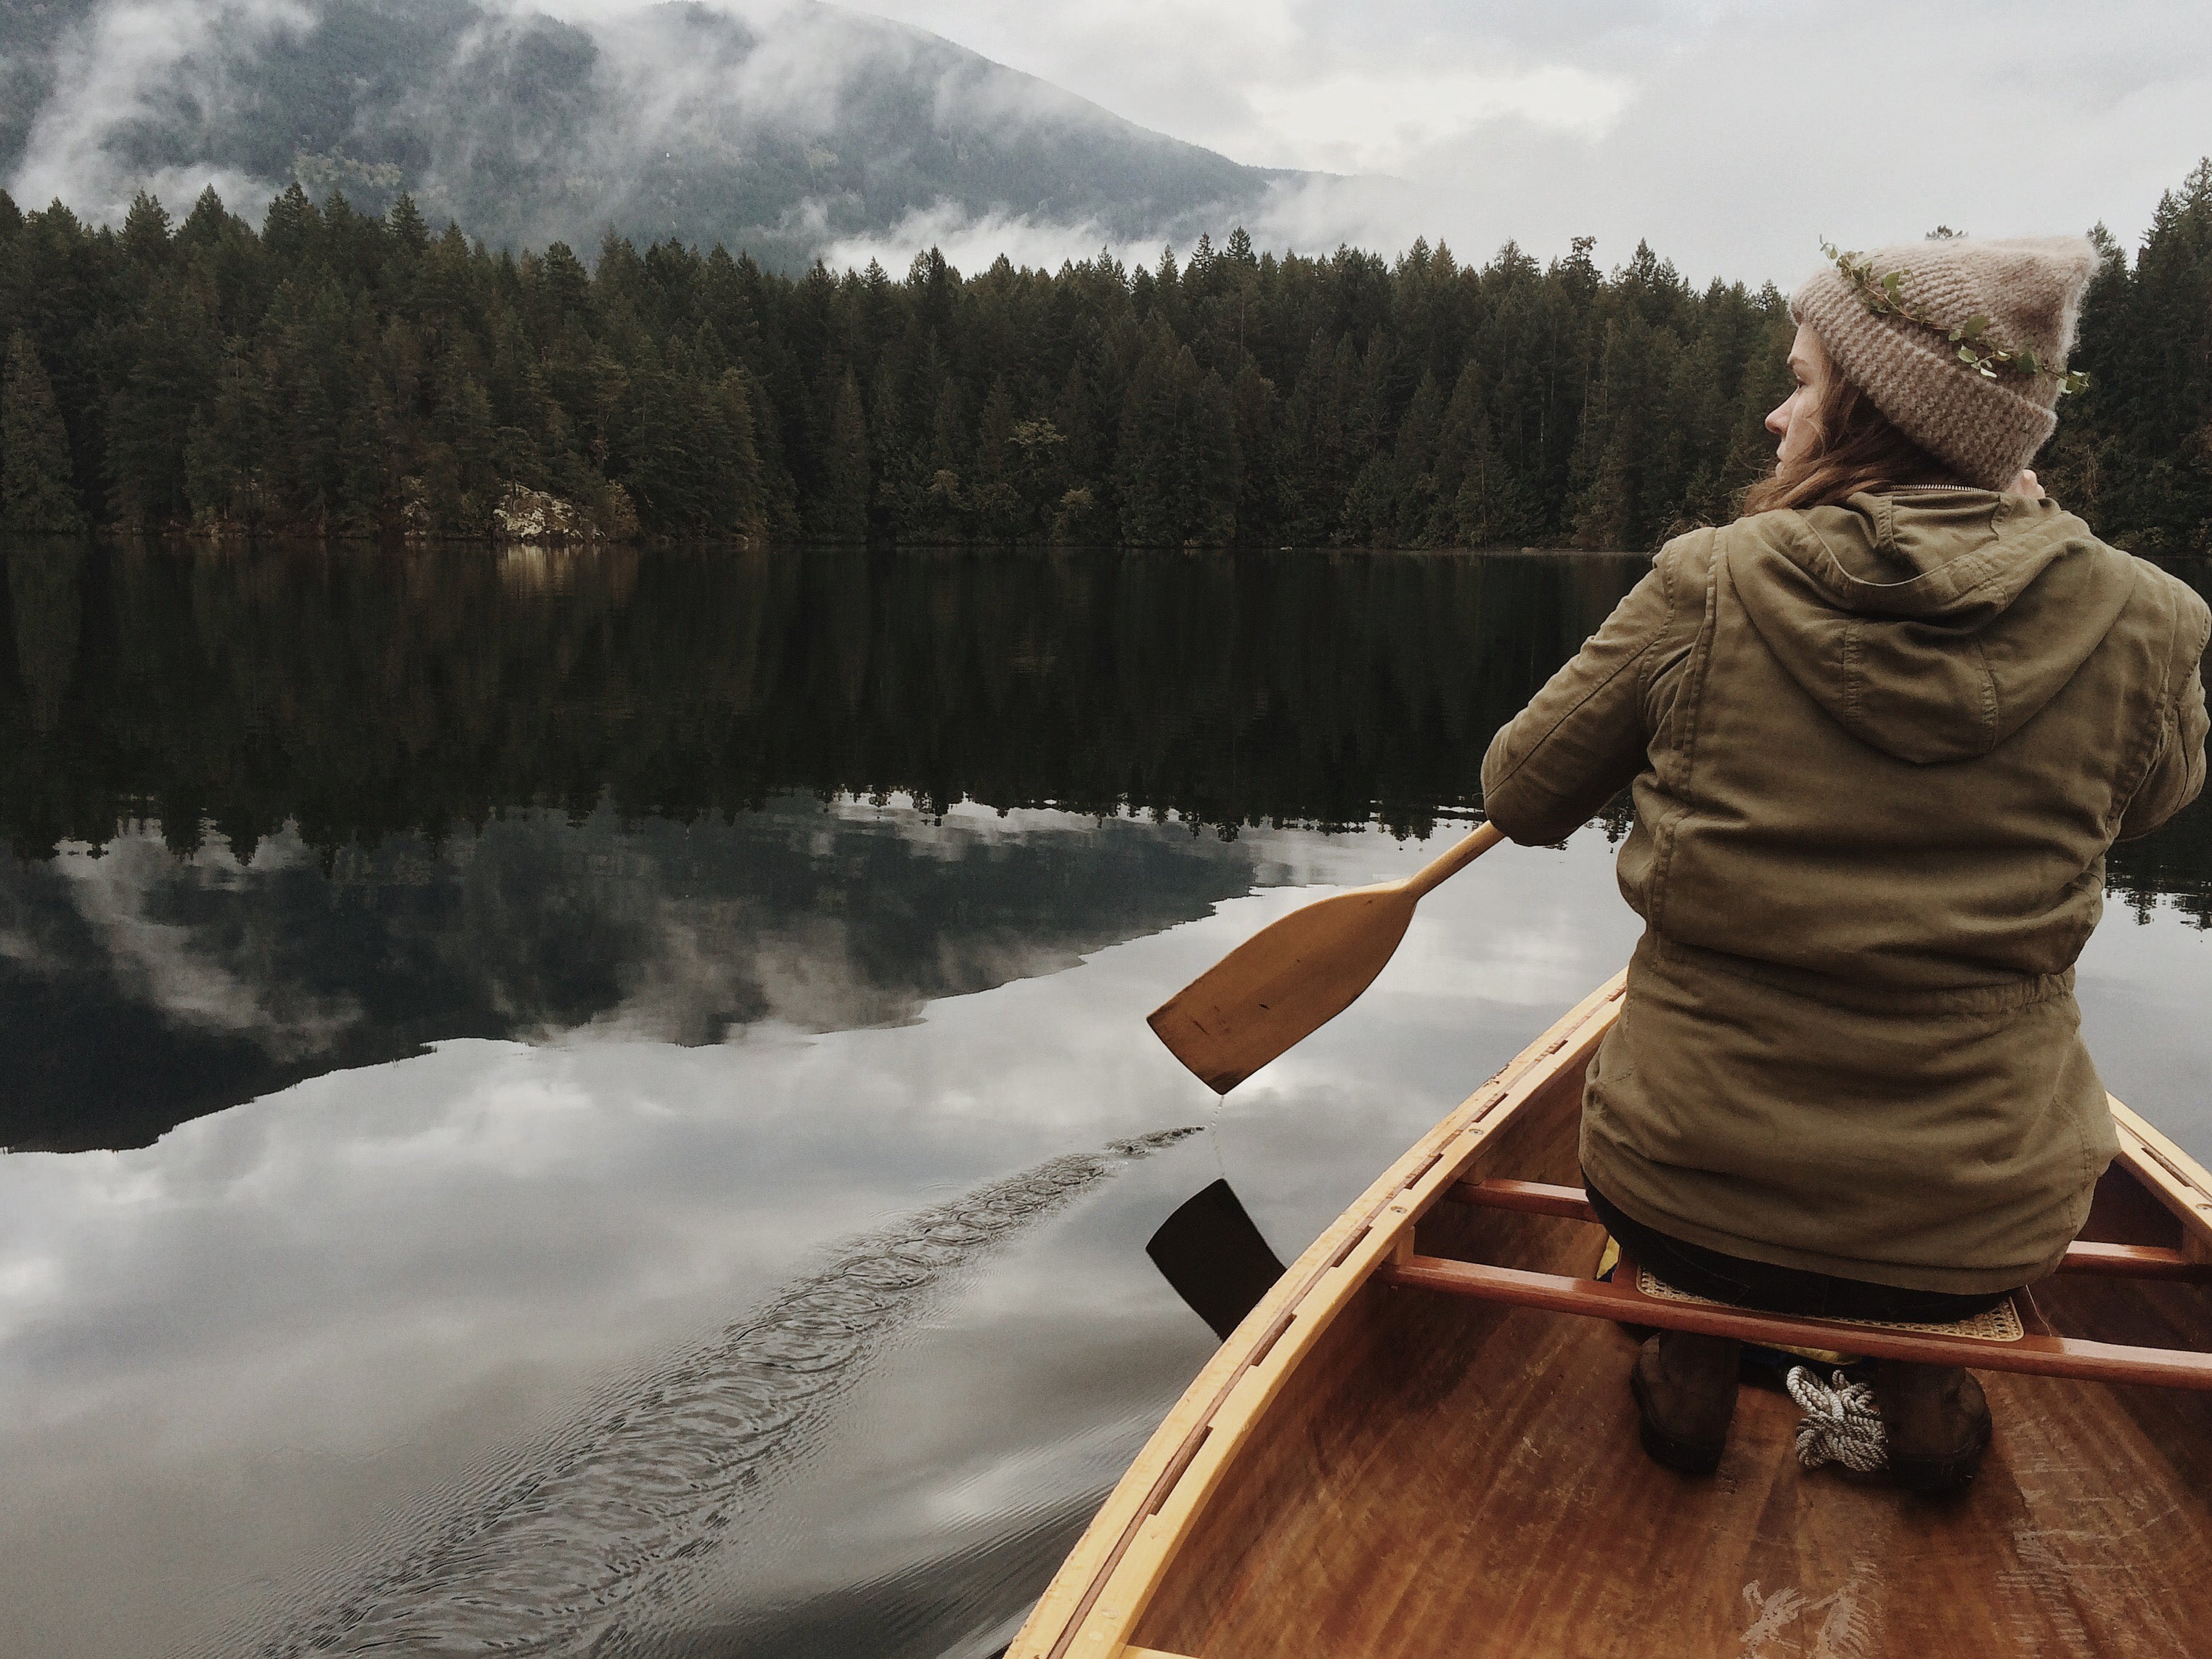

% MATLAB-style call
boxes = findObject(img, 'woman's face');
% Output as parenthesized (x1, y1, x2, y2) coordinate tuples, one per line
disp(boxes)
(1765, 324, 1828, 468)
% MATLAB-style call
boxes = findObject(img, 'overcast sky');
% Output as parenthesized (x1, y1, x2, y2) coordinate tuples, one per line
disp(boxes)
(536, 0, 2212, 285)
(33, 0, 2205, 283)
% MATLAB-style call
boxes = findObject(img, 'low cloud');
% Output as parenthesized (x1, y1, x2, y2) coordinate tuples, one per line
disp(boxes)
(842, 0, 2212, 282)
(817, 198, 1138, 275)
(10, 0, 309, 221)
(3, 0, 1282, 264)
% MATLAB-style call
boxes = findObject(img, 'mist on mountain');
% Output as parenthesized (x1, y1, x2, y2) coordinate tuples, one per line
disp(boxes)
(0, 0, 1298, 268)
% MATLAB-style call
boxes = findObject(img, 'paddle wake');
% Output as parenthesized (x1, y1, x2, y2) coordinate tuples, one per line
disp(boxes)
(233, 1129, 1201, 1658)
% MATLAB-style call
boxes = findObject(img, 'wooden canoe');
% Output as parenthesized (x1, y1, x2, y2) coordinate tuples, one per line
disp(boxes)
(1012, 971, 2212, 1658)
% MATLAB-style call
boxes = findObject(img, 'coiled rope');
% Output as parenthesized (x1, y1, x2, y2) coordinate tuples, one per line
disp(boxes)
(1786, 1364, 1888, 1472)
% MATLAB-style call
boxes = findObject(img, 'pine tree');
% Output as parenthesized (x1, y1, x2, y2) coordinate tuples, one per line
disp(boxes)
(1374, 368, 1445, 545)
(621, 356, 702, 532)
(746, 368, 802, 540)
(388, 192, 430, 255)
(1451, 405, 1537, 547)
(1048, 361, 1106, 542)
(918, 380, 968, 539)
(1428, 363, 1485, 544)
(819, 367, 871, 542)
(184, 324, 279, 529)
(1006, 415, 1064, 534)
(1566, 311, 1675, 549)
(3, 332, 86, 534)
(1114, 327, 1235, 545)
(178, 186, 231, 253)
(968, 379, 1023, 539)
(2069, 158, 2212, 553)
(262, 182, 320, 266)
(714, 367, 767, 540)
(1280, 333, 1360, 543)
(1228, 359, 1281, 546)
(104, 274, 215, 529)
(120, 191, 173, 271)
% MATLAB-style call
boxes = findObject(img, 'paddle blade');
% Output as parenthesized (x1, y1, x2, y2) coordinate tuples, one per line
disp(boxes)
(1146, 1179, 1287, 1340)
(1148, 884, 1416, 1093)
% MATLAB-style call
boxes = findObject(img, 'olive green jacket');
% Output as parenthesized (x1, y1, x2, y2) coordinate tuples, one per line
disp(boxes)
(1482, 490, 2210, 1292)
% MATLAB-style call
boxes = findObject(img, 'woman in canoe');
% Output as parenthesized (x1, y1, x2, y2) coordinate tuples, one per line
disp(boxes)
(1481, 235, 2210, 1492)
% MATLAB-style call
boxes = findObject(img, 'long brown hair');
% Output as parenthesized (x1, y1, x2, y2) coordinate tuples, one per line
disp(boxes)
(1740, 347, 1954, 514)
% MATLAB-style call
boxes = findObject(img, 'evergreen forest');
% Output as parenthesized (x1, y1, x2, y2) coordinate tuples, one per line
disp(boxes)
(1, 160, 2209, 553)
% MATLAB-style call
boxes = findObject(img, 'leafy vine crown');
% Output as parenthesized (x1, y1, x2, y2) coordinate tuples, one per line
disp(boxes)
(1820, 239, 2089, 396)
(1788, 235, 2098, 491)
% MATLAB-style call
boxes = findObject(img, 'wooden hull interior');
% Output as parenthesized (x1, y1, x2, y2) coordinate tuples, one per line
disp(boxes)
(1020, 979, 2212, 1659)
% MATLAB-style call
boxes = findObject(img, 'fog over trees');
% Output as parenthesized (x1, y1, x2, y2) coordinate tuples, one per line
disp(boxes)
(0, 160, 2208, 553)
(0, 0, 1285, 266)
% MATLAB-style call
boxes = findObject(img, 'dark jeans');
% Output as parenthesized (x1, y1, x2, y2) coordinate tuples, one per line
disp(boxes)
(1585, 1178, 2012, 1324)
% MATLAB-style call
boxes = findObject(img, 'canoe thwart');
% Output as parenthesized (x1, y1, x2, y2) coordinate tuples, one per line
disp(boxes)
(1382, 1254, 2212, 1390)
(1443, 1179, 2212, 1283)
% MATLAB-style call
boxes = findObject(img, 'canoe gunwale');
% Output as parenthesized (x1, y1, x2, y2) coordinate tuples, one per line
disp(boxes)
(2111, 1099, 2212, 1252)
(1010, 971, 1631, 1659)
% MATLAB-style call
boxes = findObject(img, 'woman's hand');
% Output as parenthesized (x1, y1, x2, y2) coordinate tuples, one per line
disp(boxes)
(2007, 468, 2045, 499)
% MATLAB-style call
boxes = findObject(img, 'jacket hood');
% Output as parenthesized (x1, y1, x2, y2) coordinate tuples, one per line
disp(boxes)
(1729, 489, 2137, 764)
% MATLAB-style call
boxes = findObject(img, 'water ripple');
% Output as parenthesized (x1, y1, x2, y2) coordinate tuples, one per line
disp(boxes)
(233, 1129, 1200, 1658)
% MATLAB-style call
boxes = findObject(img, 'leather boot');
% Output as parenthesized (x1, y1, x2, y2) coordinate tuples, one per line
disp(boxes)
(1874, 1360, 1992, 1494)
(1630, 1331, 1742, 1474)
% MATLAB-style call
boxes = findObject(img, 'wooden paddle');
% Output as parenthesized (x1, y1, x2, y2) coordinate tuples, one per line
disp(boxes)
(1148, 820, 1506, 1093)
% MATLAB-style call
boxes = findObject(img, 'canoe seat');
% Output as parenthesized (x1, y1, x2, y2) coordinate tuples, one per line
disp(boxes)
(1379, 1179, 2212, 1392)
(1629, 1259, 2028, 1343)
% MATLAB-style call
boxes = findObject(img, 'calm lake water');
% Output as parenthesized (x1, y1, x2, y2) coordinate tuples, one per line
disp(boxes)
(2, 540, 2208, 1658)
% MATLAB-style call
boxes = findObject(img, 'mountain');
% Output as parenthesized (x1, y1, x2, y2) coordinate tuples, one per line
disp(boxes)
(0, 0, 1298, 267)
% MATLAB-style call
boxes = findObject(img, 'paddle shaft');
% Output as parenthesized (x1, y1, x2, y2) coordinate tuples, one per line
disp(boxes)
(1401, 820, 1505, 900)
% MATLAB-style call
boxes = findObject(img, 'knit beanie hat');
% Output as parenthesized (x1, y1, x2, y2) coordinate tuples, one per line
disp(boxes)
(1789, 235, 2097, 490)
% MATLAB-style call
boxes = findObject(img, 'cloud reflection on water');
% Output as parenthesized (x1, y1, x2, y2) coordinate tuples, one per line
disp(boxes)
(0, 797, 1280, 1151)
